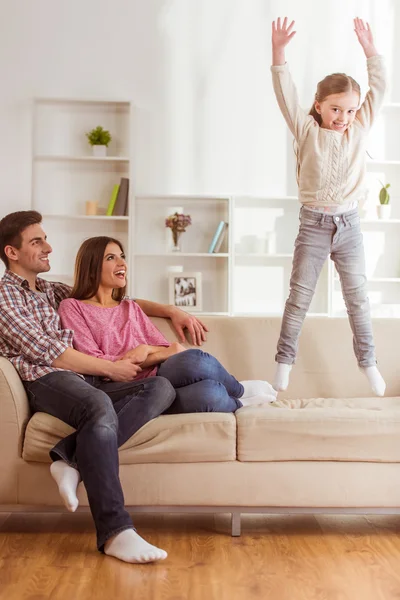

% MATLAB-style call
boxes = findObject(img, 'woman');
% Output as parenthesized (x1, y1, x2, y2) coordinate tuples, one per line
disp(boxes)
(58, 236, 276, 411)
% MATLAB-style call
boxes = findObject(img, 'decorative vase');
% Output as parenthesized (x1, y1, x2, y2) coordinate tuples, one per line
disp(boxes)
(92, 145, 107, 157)
(172, 229, 182, 252)
(377, 204, 391, 219)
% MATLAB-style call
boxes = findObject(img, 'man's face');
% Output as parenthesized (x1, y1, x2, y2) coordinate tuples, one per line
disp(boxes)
(6, 223, 52, 275)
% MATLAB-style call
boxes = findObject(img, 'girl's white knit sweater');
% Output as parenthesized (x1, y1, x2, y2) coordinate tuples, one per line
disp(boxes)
(271, 56, 386, 210)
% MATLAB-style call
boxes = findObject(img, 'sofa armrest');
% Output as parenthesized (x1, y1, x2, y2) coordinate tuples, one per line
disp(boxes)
(0, 357, 31, 457)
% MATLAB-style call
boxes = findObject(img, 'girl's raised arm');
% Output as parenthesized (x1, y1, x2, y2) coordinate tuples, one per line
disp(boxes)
(354, 18, 387, 128)
(271, 17, 309, 140)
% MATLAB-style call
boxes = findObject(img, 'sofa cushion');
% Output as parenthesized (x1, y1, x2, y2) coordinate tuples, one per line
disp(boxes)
(237, 397, 400, 462)
(23, 412, 236, 464)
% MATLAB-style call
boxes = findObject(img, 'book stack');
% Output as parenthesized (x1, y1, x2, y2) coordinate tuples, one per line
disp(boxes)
(208, 221, 228, 253)
(106, 177, 129, 216)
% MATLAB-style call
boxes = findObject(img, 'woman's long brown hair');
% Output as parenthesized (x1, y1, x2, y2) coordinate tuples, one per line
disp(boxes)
(70, 236, 127, 301)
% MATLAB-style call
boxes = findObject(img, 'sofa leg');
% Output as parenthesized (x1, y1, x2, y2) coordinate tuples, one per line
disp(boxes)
(231, 512, 241, 537)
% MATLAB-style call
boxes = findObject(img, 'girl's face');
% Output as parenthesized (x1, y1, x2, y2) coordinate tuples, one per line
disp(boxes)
(315, 90, 360, 134)
(100, 242, 127, 289)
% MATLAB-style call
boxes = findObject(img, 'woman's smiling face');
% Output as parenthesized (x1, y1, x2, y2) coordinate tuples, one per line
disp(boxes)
(100, 242, 127, 289)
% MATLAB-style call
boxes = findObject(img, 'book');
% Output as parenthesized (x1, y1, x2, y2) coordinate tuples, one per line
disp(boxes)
(106, 184, 119, 216)
(113, 177, 129, 216)
(208, 221, 226, 253)
(213, 222, 228, 252)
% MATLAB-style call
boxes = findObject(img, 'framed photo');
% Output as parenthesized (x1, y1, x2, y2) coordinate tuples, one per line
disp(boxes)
(168, 271, 203, 312)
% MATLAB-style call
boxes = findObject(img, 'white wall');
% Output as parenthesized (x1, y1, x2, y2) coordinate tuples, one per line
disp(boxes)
(0, 0, 397, 214)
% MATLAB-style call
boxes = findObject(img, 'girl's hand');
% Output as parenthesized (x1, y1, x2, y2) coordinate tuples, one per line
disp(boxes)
(354, 18, 377, 58)
(272, 17, 296, 50)
(272, 17, 295, 66)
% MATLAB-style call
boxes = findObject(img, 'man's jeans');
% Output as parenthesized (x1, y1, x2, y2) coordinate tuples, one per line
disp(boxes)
(276, 206, 376, 367)
(24, 372, 175, 550)
(157, 348, 244, 412)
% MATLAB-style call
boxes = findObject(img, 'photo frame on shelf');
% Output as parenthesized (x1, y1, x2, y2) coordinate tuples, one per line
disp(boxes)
(168, 271, 203, 312)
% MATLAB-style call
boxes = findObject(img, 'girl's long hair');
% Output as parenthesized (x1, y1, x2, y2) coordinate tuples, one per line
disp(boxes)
(70, 236, 126, 301)
(309, 72, 360, 125)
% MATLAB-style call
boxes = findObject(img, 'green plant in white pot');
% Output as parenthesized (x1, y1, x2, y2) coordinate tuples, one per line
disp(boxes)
(86, 126, 112, 157)
(377, 181, 391, 219)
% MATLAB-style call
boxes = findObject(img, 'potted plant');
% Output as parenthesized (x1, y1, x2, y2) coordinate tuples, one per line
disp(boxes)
(85, 126, 112, 157)
(377, 181, 391, 219)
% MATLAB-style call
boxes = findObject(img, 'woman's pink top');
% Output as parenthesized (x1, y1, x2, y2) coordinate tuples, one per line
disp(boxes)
(58, 298, 170, 380)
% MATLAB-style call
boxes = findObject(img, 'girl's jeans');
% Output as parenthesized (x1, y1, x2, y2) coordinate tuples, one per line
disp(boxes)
(157, 349, 244, 412)
(276, 206, 376, 367)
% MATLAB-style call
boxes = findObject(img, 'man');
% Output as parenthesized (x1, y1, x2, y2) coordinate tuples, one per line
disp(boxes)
(0, 210, 208, 564)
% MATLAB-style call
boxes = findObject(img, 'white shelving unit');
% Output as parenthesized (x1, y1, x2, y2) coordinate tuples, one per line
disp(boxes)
(133, 195, 231, 315)
(32, 97, 133, 287)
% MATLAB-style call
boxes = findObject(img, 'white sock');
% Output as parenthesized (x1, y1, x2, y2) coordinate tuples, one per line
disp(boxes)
(50, 460, 81, 513)
(361, 366, 386, 397)
(104, 529, 167, 564)
(240, 380, 277, 399)
(240, 393, 277, 407)
(273, 363, 292, 392)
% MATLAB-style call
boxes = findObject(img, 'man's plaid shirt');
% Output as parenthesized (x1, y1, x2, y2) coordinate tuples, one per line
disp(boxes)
(0, 270, 74, 381)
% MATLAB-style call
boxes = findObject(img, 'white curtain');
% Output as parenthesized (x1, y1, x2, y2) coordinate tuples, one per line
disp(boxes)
(135, 0, 396, 195)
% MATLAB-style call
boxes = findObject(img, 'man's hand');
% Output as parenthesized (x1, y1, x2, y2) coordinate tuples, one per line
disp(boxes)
(354, 17, 377, 58)
(169, 308, 208, 346)
(108, 359, 142, 382)
(120, 344, 151, 364)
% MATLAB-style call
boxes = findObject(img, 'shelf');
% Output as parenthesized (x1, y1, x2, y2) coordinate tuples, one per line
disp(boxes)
(34, 97, 130, 106)
(41, 214, 129, 221)
(34, 155, 129, 162)
(367, 160, 400, 166)
(135, 253, 229, 258)
(235, 195, 298, 201)
(334, 276, 400, 283)
(235, 313, 330, 318)
(198, 312, 230, 316)
(136, 195, 230, 201)
(235, 253, 293, 258)
(369, 278, 400, 283)
(382, 103, 400, 109)
(361, 219, 400, 224)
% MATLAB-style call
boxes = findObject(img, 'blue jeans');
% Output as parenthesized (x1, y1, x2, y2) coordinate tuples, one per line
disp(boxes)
(157, 349, 244, 412)
(24, 372, 175, 550)
(276, 207, 376, 367)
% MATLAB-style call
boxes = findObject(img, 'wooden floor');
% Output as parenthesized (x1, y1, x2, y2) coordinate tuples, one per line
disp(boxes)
(1, 511, 400, 600)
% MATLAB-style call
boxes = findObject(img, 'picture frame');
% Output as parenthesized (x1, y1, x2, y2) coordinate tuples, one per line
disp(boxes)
(168, 271, 203, 312)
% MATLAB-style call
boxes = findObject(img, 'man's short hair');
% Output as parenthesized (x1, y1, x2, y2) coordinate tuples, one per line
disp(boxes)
(0, 210, 43, 268)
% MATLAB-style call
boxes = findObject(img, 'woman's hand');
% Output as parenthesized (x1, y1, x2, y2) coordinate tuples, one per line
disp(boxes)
(169, 307, 208, 346)
(272, 17, 296, 65)
(354, 18, 377, 58)
(120, 344, 151, 365)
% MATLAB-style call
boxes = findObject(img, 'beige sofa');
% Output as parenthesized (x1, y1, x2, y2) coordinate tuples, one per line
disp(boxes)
(1, 316, 400, 535)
